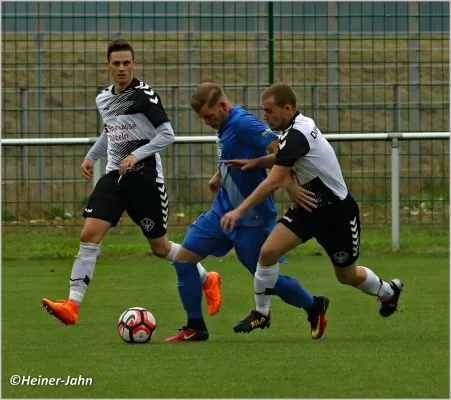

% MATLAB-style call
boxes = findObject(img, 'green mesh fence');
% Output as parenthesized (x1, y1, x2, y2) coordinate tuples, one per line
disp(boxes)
(2, 2, 449, 229)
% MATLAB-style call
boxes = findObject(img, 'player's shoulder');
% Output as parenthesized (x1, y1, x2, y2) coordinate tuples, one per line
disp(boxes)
(279, 113, 313, 142)
(131, 79, 159, 95)
(132, 79, 163, 106)
(133, 78, 155, 91)
(233, 106, 269, 131)
(234, 106, 260, 121)
(96, 84, 113, 102)
(280, 113, 317, 142)
(292, 113, 316, 134)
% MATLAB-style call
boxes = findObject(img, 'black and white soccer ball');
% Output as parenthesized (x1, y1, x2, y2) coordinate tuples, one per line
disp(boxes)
(117, 307, 157, 343)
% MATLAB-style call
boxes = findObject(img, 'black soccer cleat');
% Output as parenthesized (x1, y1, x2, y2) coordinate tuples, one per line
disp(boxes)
(378, 279, 403, 317)
(233, 310, 271, 333)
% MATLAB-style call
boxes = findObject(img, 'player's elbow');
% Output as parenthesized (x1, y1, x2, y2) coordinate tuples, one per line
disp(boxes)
(167, 132, 176, 145)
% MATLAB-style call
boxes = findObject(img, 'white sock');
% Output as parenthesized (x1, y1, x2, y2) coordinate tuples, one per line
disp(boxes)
(254, 262, 279, 316)
(69, 242, 99, 306)
(357, 266, 394, 298)
(165, 241, 181, 262)
(166, 241, 208, 285)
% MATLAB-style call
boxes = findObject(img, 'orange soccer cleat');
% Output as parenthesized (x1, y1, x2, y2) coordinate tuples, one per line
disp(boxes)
(42, 298, 79, 325)
(202, 271, 222, 316)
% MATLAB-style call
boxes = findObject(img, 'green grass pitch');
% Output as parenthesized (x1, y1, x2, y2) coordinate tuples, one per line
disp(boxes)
(2, 226, 449, 398)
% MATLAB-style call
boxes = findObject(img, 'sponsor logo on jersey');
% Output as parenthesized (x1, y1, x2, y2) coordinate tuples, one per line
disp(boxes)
(104, 123, 136, 133)
(104, 123, 136, 141)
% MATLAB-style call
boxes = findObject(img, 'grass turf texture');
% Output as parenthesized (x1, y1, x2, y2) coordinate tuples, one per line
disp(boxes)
(2, 225, 449, 398)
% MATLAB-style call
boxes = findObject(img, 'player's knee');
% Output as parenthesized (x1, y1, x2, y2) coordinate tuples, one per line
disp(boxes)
(152, 247, 169, 259)
(334, 263, 359, 286)
(259, 245, 281, 266)
(335, 273, 355, 285)
(151, 242, 171, 259)
(80, 228, 102, 244)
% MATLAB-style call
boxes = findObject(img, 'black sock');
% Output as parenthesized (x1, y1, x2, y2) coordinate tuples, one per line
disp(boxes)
(305, 296, 320, 315)
(187, 318, 207, 330)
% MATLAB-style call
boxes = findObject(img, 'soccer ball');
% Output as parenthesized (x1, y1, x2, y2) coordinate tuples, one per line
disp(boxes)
(117, 307, 157, 343)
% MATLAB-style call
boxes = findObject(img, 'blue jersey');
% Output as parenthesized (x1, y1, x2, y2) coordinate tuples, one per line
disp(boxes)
(212, 106, 278, 227)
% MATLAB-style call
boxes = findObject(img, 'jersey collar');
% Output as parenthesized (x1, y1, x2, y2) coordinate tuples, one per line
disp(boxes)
(217, 105, 240, 137)
(111, 77, 139, 95)
(283, 111, 301, 131)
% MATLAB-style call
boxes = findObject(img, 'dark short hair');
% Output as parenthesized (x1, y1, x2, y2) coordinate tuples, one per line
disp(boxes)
(190, 82, 225, 113)
(107, 39, 135, 61)
(262, 83, 297, 109)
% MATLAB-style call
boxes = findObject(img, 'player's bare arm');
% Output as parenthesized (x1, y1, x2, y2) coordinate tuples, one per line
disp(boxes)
(220, 164, 291, 232)
(226, 138, 278, 170)
(283, 173, 317, 212)
(80, 159, 95, 181)
(208, 169, 222, 193)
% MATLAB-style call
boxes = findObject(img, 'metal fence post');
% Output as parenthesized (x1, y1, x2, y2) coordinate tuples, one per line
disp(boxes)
(391, 137, 400, 252)
(408, 2, 420, 175)
(109, 2, 120, 39)
(20, 88, 29, 182)
(312, 85, 319, 123)
(184, 3, 198, 201)
(257, 2, 267, 92)
(393, 84, 400, 132)
(327, 2, 340, 153)
(172, 86, 180, 199)
(267, 2, 274, 85)
(242, 86, 249, 110)
(35, 2, 45, 199)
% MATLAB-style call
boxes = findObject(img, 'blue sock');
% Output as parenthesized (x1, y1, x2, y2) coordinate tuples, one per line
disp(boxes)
(173, 261, 203, 319)
(273, 274, 314, 309)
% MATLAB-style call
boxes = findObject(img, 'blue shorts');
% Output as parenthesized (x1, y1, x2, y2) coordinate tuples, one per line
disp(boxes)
(181, 210, 283, 275)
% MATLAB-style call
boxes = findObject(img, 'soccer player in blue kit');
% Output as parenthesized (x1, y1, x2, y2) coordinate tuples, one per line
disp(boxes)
(165, 83, 329, 343)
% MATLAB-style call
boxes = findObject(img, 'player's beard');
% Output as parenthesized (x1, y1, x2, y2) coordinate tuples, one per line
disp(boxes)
(215, 110, 227, 130)
(270, 121, 284, 132)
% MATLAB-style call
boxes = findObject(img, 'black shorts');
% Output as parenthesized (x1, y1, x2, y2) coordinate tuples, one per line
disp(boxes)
(279, 194, 361, 267)
(82, 169, 168, 239)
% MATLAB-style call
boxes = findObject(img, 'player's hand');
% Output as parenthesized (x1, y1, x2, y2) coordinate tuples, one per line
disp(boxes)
(226, 158, 258, 170)
(208, 174, 222, 194)
(220, 209, 243, 233)
(120, 155, 138, 176)
(80, 159, 95, 181)
(285, 182, 317, 212)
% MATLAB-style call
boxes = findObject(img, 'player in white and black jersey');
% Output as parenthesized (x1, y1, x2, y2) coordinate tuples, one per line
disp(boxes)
(42, 39, 222, 326)
(221, 83, 403, 334)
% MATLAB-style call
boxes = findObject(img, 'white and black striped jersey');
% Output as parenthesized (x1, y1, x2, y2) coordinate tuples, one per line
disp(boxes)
(85, 77, 175, 183)
(275, 112, 348, 207)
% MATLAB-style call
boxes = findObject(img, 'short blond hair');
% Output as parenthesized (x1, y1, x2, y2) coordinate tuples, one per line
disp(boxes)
(190, 82, 225, 113)
(262, 83, 297, 109)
